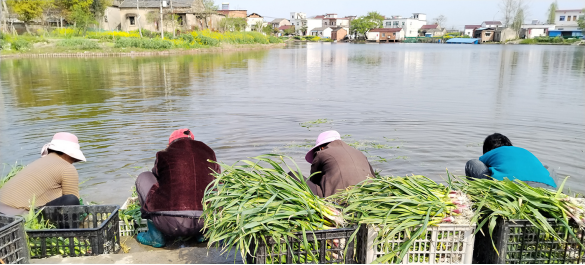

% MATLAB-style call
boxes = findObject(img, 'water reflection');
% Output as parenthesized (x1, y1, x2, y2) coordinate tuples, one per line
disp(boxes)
(0, 44, 583, 205)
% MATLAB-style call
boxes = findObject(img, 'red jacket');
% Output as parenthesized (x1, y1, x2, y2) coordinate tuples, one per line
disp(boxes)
(145, 138, 220, 212)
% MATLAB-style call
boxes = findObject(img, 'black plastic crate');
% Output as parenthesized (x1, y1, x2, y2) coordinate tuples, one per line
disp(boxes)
(245, 227, 358, 264)
(473, 218, 585, 264)
(25, 205, 120, 259)
(0, 214, 29, 264)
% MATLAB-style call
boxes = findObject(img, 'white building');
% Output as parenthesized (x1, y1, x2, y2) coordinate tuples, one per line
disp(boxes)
(321, 13, 350, 27)
(289, 12, 323, 36)
(382, 13, 427, 38)
(464, 25, 481, 37)
(310, 26, 333, 38)
(520, 24, 555, 39)
(550, 9, 584, 38)
(246, 13, 263, 32)
(481, 21, 502, 28)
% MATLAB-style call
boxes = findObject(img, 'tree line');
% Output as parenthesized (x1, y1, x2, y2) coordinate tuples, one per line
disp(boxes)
(2, 0, 112, 34)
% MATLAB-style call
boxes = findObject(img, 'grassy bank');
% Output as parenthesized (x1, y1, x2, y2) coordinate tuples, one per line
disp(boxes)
(519, 36, 582, 45)
(0, 29, 283, 56)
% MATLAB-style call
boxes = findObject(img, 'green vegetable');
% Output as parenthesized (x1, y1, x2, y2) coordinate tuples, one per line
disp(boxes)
(449, 173, 585, 253)
(330, 175, 470, 263)
(202, 154, 347, 264)
(0, 162, 24, 189)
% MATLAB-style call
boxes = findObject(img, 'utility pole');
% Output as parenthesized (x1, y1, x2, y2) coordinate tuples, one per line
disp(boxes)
(170, 0, 174, 38)
(1, 0, 7, 33)
(159, 0, 163, 38)
(136, 0, 143, 37)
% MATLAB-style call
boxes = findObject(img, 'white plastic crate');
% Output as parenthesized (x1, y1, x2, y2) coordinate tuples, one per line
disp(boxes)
(364, 224, 476, 264)
(118, 197, 148, 237)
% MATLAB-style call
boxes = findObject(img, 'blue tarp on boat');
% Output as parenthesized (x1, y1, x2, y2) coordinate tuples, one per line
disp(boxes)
(446, 38, 480, 44)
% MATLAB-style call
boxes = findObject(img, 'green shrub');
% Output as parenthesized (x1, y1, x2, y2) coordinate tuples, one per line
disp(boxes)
(180, 33, 194, 43)
(268, 36, 282, 43)
(195, 35, 220, 46)
(57, 38, 100, 49)
(114, 37, 173, 49)
(0, 39, 5, 50)
(520, 39, 536, 44)
(12, 39, 31, 51)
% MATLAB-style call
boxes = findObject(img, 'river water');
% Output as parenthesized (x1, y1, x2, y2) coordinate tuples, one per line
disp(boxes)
(1, 43, 584, 204)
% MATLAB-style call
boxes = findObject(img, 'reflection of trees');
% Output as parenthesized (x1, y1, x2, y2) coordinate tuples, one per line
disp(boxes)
(0, 50, 269, 109)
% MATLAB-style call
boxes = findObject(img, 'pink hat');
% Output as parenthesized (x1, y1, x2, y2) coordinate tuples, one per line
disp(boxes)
(169, 129, 195, 144)
(305, 130, 341, 163)
(40, 132, 86, 162)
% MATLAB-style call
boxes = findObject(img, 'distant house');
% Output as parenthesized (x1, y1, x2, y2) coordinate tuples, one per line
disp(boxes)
(550, 9, 584, 38)
(473, 28, 496, 42)
(216, 2, 247, 19)
(271, 18, 291, 29)
(419, 24, 442, 36)
(494, 28, 517, 42)
(383, 13, 427, 38)
(245, 13, 263, 32)
(331, 27, 348, 41)
(367, 28, 404, 42)
(425, 28, 446, 37)
(520, 24, 555, 39)
(118, 0, 204, 32)
(481, 21, 502, 28)
(289, 12, 323, 36)
(310, 26, 333, 38)
(321, 13, 350, 28)
(278, 25, 295, 35)
(464, 25, 481, 37)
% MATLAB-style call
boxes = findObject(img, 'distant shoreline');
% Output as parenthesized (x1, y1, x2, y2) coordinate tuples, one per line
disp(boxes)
(0, 43, 286, 59)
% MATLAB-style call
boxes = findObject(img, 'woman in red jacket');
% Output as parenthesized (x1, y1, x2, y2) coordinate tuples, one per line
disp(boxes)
(135, 129, 220, 247)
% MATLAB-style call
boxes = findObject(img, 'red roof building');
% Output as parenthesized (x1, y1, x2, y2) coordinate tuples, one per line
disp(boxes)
(420, 24, 439, 30)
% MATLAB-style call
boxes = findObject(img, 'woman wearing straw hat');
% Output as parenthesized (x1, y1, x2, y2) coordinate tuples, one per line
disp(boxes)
(0, 132, 85, 216)
(304, 130, 376, 198)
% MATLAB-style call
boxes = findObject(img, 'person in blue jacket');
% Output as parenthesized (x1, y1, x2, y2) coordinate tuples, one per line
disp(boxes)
(465, 133, 557, 189)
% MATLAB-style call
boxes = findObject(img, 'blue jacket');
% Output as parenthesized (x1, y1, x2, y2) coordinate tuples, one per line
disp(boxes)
(479, 146, 557, 188)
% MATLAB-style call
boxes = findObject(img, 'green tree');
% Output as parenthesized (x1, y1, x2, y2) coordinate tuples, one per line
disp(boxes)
(6, 0, 50, 33)
(546, 0, 558, 24)
(68, 0, 95, 35)
(198, 0, 217, 29)
(350, 17, 379, 39)
(512, 8, 524, 34)
(365, 11, 384, 26)
(283, 27, 294, 36)
(219, 16, 246, 32)
(578, 9, 585, 35)
(300, 25, 307, 36)
(262, 24, 273, 35)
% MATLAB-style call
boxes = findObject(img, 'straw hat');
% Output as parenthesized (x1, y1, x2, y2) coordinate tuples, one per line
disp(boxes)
(305, 130, 341, 163)
(40, 132, 86, 162)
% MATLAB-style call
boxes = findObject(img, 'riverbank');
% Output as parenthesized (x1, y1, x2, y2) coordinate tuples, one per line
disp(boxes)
(0, 29, 285, 58)
(0, 42, 286, 58)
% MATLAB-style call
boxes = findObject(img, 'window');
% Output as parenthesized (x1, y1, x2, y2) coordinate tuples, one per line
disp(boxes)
(568, 16, 571, 21)
(559, 16, 565, 21)
(382, 33, 386, 37)
(393, 33, 396, 36)
(297, 22, 299, 25)
(386, 21, 391, 26)
(324, 22, 328, 25)
(573, 16, 577, 21)
(402, 22, 405, 26)
(393, 21, 399, 26)
(177, 15, 184, 25)
(129, 16, 135, 25)
(485, 32, 491, 36)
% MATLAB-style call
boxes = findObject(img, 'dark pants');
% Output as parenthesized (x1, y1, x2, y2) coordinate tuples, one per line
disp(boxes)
(465, 159, 556, 189)
(135, 171, 205, 238)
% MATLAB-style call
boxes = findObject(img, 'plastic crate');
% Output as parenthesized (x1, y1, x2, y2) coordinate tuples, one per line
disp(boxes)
(473, 218, 585, 264)
(245, 227, 358, 264)
(118, 197, 147, 237)
(0, 214, 29, 264)
(25, 205, 120, 259)
(358, 224, 476, 264)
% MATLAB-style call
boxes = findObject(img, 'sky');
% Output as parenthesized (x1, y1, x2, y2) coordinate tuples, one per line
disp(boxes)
(219, 0, 585, 30)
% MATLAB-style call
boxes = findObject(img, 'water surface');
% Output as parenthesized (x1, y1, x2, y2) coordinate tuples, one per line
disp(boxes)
(1, 43, 584, 204)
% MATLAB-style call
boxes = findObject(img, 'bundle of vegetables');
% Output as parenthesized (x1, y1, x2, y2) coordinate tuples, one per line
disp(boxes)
(449, 174, 585, 250)
(202, 155, 347, 263)
(119, 187, 144, 236)
(330, 175, 473, 264)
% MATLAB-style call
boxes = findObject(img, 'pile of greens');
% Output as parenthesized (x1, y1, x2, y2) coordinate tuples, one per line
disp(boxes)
(202, 155, 347, 263)
(330, 175, 473, 263)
